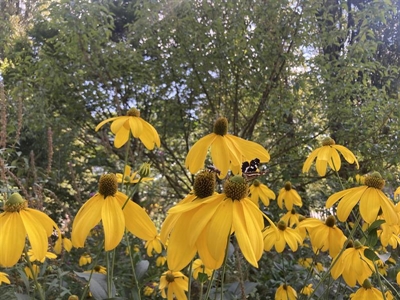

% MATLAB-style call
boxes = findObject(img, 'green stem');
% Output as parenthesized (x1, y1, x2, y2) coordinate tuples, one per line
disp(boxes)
(204, 270, 216, 300)
(80, 241, 103, 300)
(124, 231, 141, 300)
(187, 259, 193, 300)
(220, 234, 232, 300)
(23, 247, 45, 300)
(373, 263, 387, 300)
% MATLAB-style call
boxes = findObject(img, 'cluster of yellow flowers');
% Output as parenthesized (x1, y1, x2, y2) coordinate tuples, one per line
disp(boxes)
(1, 109, 399, 300)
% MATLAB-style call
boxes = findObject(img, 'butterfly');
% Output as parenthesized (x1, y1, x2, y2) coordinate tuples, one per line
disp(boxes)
(241, 158, 267, 181)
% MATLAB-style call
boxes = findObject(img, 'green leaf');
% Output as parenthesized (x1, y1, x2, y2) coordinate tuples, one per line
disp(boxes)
(363, 249, 379, 262)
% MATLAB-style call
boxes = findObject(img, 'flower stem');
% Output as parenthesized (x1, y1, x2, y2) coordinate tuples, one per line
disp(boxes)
(187, 259, 193, 300)
(80, 241, 103, 300)
(124, 232, 142, 300)
(23, 247, 45, 300)
(204, 270, 216, 300)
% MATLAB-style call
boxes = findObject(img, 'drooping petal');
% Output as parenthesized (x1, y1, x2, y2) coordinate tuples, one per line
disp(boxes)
(210, 136, 233, 178)
(127, 116, 144, 138)
(359, 188, 381, 224)
(206, 199, 233, 261)
(24, 208, 57, 237)
(119, 194, 157, 240)
(138, 119, 161, 150)
(302, 148, 320, 173)
(229, 135, 270, 163)
(110, 117, 130, 134)
(102, 196, 125, 251)
(196, 225, 225, 269)
(232, 201, 261, 267)
(0, 213, 26, 267)
(334, 187, 366, 221)
(166, 210, 198, 271)
(20, 210, 49, 262)
(113, 124, 131, 148)
(328, 148, 341, 172)
(72, 195, 103, 248)
(95, 116, 119, 131)
(185, 134, 216, 174)
(334, 145, 359, 168)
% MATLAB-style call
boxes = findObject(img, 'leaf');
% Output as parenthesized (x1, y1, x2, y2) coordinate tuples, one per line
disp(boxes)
(135, 260, 149, 280)
(366, 220, 385, 232)
(74, 272, 116, 300)
(363, 249, 379, 262)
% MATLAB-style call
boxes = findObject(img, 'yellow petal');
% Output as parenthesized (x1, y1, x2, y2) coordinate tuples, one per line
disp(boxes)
(95, 116, 119, 131)
(138, 119, 160, 150)
(102, 196, 125, 251)
(210, 136, 233, 178)
(113, 125, 130, 148)
(19, 210, 49, 262)
(334, 187, 365, 222)
(119, 193, 157, 240)
(127, 116, 144, 137)
(328, 148, 341, 172)
(229, 135, 270, 163)
(185, 134, 216, 174)
(206, 200, 233, 261)
(72, 195, 103, 248)
(110, 116, 130, 134)
(0, 213, 26, 267)
(196, 225, 224, 269)
(333, 145, 359, 168)
(166, 211, 197, 271)
(302, 148, 320, 173)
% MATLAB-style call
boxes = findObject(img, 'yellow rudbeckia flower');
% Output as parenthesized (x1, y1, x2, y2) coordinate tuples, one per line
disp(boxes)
(300, 284, 314, 296)
(159, 270, 188, 300)
(0, 193, 61, 267)
(298, 216, 346, 258)
(95, 108, 160, 149)
(54, 234, 73, 254)
(331, 240, 375, 287)
(263, 220, 303, 253)
(326, 172, 398, 225)
(350, 279, 384, 300)
(277, 182, 302, 210)
(302, 137, 359, 176)
(79, 253, 92, 266)
(71, 174, 159, 251)
(163, 175, 273, 271)
(275, 284, 297, 300)
(192, 258, 213, 280)
(249, 179, 276, 207)
(116, 165, 153, 184)
(185, 117, 270, 178)
(0, 272, 10, 285)
(280, 208, 304, 228)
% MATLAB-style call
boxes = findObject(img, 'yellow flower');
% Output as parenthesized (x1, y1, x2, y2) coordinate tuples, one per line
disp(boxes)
(376, 260, 388, 276)
(84, 265, 107, 274)
(192, 259, 213, 280)
(0, 192, 61, 267)
(298, 258, 313, 269)
(143, 282, 158, 296)
(385, 291, 394, 300)
(145, 235, 163, 257)
(116, 165, 153, 184)
(302, 137, 359, 176)
(71, 174, 159, 251)
(350, 279, 384, 300)
(326, 172, 399, 225)
(27, 249, 57, 263)
(300, 284, 314, 296)
(79, 253, 92, 266)
(0, 272, 10, 285)
(298, 216, 346, 258)
(54, 234, 73, 254)
(331, 241, 375, 287)
(159, 270, 188, 300)
(95, 108, 160, 149)
(275, 284, 297, 300)
(185, 117, 270, 178)
(397, 271, 400, 285)
(163, 175, 272, 270)
(25, 264, 40, 279)
(156, 256, 167, 267)
(249, 180, 275, 207)
(280, 209, 303, 228)
(277, 182, 302, 211)
(263, 220, 303, 253)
